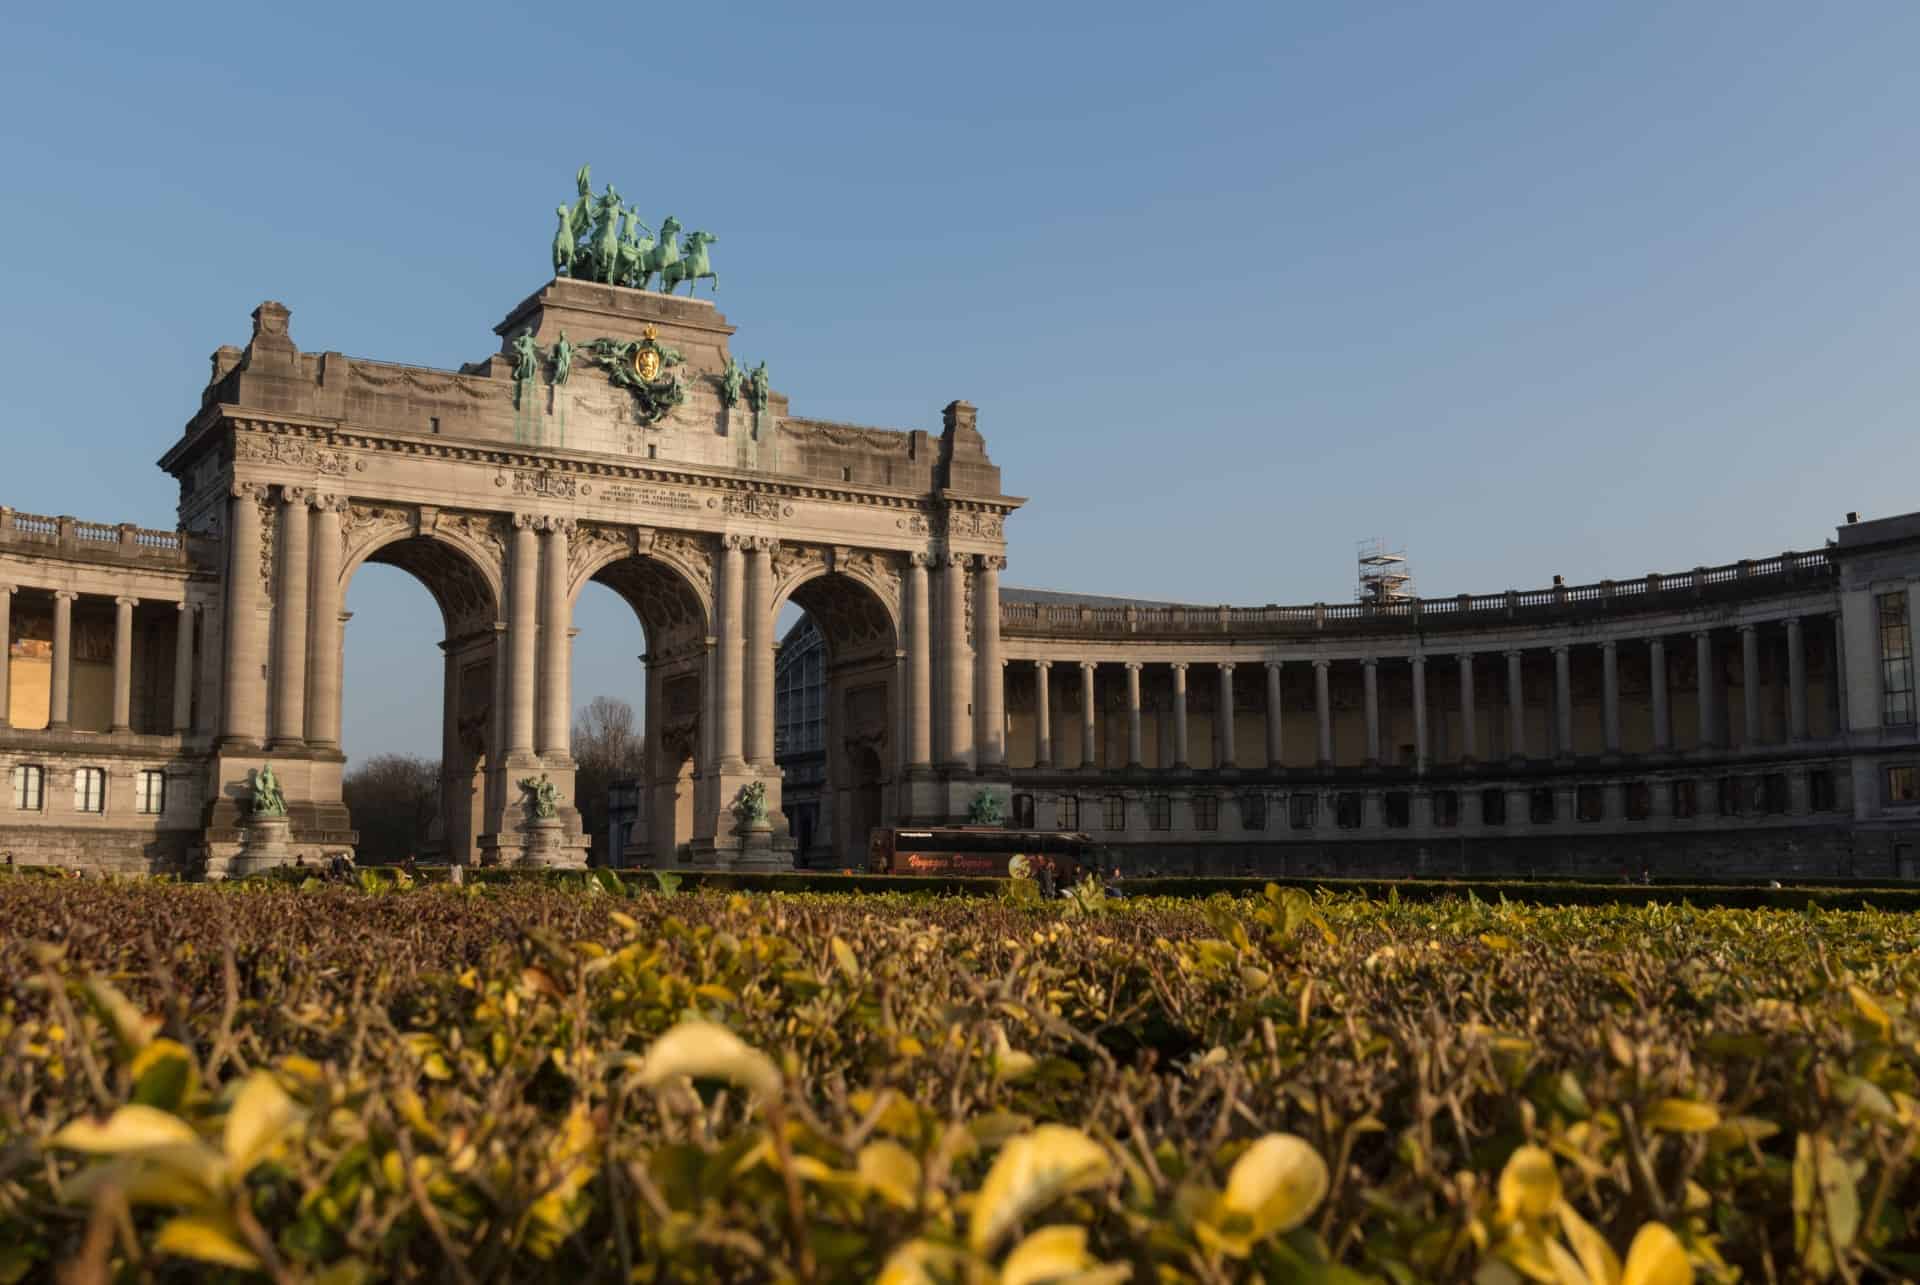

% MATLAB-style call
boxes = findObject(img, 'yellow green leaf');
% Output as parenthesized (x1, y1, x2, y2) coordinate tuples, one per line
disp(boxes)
(1220, 1133, 1330, 1242)
(83, 975, 160, 1054)
(223, 1071, 304, 1175)
(831, 935, 860, 981)
(1643, 1099, 1719, 1134)
(858, 1140, 923, 1210)
(1620, 1223, 1691, 1285)
(1001, 1224, 1128, 1285)
(152, 1214, 261, 1271)
(1498, 1145, 1562, 1222)
(969, 1125, 1113, 1253)
(635, 1020, 781, 1098)
(1557, 1204, 1622, 1285)
(1847, 984, 1891, 1039)
(50, 1104, 203, 1156)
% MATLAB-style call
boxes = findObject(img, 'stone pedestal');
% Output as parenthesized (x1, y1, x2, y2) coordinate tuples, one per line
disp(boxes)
(208, 815, 292, 880)
(517, 817, 586, 869)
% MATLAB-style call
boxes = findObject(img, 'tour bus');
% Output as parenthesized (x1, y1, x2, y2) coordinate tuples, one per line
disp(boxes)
(866, 826, 1101, 880)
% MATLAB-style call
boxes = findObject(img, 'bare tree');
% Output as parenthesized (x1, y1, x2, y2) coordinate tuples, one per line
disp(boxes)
(572, 696, 646, 863)
(343, 754, 441, 862)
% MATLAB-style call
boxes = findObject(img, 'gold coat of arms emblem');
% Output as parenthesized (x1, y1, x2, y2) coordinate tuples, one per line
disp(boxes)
(633, 324, 664, 382)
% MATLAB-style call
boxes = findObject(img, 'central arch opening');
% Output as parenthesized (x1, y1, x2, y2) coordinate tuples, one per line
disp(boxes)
(570, 539, 709, 867)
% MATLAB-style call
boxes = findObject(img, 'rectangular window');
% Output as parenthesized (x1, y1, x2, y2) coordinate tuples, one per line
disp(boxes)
(1432, 789, 1459, 828)
(74, 767, 106, 814)
(1529, 787, 1555, 825)
(1480, 787, 1506, 826)
(1239, 791, 1267, 831)
(1888, 765, 1918, 805)
(1880, 590, 1915, 725)
(1809, 770, 1837, 812)
(1146, 793, 1172, 831)
(1191, 794, 1218, 831)
(1717, 776, 1742, 817)
(1103, 794, 1127, 831)
(1626, 781, 1651, 821)
(1383, 791, 1410, 828)
(1577, 784, 1603, 822)
(1335, 792, 1363, 830)
(136, 770, 166, 815)
(12, 765, 44, 811)
(1673, 778, 1698, 819)
(1762, 773, 1789, 815)
(1055, 794, 1080, 830)
(1288, 792, 1317, 830)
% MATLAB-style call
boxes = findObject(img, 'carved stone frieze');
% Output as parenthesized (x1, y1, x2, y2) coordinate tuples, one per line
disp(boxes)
(719, 493, 791, 522)
(570, 522, 631, 584)
(235, 434, 360, 476)
(509, 470, 581, 499)
(255, 490, 276, 591)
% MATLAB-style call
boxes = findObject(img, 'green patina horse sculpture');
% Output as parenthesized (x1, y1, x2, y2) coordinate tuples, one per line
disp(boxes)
(615, 209, 653, 288)
(661, 230, 718, 296)
(644, 216, 683, 291)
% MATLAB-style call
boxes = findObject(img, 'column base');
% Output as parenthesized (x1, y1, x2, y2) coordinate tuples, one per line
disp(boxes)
(110, 723, 131, 734)
(268, 737, 307, 752)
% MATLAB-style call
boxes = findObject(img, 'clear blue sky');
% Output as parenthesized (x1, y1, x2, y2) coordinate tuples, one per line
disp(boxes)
(4, 3, 1917, 760)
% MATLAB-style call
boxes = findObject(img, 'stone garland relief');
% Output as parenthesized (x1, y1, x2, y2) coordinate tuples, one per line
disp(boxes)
(348, 364, 498, 402)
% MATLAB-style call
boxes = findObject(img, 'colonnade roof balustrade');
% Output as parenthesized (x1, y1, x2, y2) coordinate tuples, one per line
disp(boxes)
(0, 508, 213, 574)
(1001, 549, 1834, 641)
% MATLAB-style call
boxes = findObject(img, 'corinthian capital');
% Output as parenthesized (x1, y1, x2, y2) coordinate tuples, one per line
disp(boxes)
(278, 485, 309, 506)
(975, 554, 1008, 572)
(944, 552, 970, 569)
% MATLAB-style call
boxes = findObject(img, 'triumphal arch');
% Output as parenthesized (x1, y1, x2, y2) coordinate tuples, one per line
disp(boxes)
(143, 171, 1018, 871)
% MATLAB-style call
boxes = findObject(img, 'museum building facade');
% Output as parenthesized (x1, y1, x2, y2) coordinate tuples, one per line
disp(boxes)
(2, 255, 1918, 877)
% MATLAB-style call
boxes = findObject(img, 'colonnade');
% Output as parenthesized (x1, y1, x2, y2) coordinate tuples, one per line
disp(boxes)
(0, 584, 199, 735)
(1010, 616, 1838, 774)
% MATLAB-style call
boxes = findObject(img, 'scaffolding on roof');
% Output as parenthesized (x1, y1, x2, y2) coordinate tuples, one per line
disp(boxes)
(1357, 537, 1413, 605)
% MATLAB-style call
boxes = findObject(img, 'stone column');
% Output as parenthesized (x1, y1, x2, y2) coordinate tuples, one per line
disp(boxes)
(1506, 650, 1526, 761)
(939, 553, 971, 768)
(1694, 629, 1715, 749)
(973, 556, 1006, 768)
(1601, 640, 1620, 756)
(1171, 663, 1190, 768)
(1411, 655, 1428, 774)
(1362, 658, 1380, 767)
(305, 497, 344, 749)
(219, 484, 269, 747)
(110, 595, 135, 733)
(269, 487, 309, 749)
(1264, 661, 1283, 767)
(506, 515, 539, 757)
(716, 536, 745, 770)
(906, 555, 932, 769)
(1217, 663, 1237, 769)
(172, 602, 195, 733)
(1033, 660, 1052, 768)
(536, 519, 574, 757)
(1787, 616, 1808, 741)
(49, 591, 75, 730)
(1552, 644, 1572, 759)
(1079, 661, 1097, 769)
(744, 540, 775, 768)
(0, 585, 11, 728)
(1740, 623, 1761, 748)
(1458, 652, 1476, 763)
(1650, 637, 1670, 751)
(1313, 659, 1332, 766)
(1124, 662, 1143, 768)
